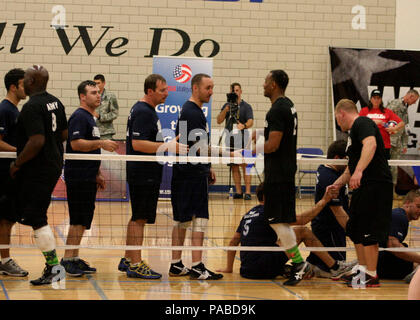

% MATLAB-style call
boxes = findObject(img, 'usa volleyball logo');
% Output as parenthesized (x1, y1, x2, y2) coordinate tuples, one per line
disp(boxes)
(173, 64, 192, 83)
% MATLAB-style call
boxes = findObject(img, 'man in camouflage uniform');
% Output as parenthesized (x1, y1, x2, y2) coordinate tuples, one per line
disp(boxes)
(387, 89, 420, 185)
(93, 74, 119, 140)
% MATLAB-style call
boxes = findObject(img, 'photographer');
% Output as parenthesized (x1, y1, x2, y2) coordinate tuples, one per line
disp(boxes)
(217, 83, 254, 200)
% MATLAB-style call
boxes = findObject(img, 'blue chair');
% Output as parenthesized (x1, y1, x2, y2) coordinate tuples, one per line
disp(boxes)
(297, 148, 324, 198)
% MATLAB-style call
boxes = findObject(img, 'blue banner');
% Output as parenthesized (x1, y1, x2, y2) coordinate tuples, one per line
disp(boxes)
(152, 56, 213, 199)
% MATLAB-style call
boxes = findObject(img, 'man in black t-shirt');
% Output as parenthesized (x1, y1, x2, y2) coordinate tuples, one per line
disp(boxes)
(0, 68, 28, 277)
(119, 74, 187, 280)
(61, 80, 118, 277)
(11, 65, 68, 286)
(170, 73, 223, 280)
(217, 83, 254, 199)
(254, 69, 311, 286)
(377, 189, 420, 283)
(333, 98, 393, 288)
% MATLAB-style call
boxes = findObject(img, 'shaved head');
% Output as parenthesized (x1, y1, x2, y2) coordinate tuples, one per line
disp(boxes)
(24, 65, 49, 96)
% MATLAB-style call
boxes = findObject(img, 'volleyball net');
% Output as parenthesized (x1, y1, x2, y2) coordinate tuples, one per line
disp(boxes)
(0, 150, 420, 254)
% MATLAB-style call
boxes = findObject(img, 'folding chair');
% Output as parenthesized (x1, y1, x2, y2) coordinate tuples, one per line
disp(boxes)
(297, 147, 324, 198)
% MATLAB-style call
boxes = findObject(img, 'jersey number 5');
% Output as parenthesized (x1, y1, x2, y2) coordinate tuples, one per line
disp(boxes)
(243, 219, 252, 236)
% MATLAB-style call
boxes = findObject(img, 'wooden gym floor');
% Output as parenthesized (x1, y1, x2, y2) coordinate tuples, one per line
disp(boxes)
(0, 194, 417, 300)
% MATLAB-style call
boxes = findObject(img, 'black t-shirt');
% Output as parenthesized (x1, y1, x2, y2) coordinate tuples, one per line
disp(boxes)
(264, 96, 297, 183)
(347, 116, 392, 185)
(64, 108, 101, 182)
(126, 101, 163, 184)
(236, 205, 278, 266)
(312, 165, 348, 232)
(0, 99, 19, 174)
(173, 100, 210, 178)
(16, 92, 68, 179)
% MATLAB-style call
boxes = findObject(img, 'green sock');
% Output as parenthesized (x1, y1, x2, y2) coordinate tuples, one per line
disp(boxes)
(42, 249, 59, 266)
(286, 245, 304, 264)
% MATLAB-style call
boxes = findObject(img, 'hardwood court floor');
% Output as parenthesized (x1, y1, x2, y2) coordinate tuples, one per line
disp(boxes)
(0, 194, 417, 300)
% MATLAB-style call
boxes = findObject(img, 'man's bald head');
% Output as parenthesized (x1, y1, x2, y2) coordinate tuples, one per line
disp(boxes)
(24, 65, 49, 96)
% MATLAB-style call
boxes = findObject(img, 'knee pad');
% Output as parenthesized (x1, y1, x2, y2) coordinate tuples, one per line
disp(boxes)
(192, 217, 208, 233)
(174, 220, 191, 230)
(270, 223, 297, 249)
(33, 225, 56, 252)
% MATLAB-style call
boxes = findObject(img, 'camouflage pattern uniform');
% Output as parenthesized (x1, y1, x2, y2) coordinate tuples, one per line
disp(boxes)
(386, 98, 408, 184)
(96, 89, 119, 139)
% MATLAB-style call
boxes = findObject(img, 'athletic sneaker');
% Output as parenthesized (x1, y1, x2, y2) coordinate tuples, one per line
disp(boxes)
(30, 263, 63, 286)
(60, 259, 84, 277)
(233, 193, 243, 199)
(77, 259, 97, 274)
(332, 263, 360, 282)
(312, 265, 332, 278)
(403, 265, 420, 284)
(281, 264, 293, 278)
(169, 261, 191, 276)
(244, 194, 252, 200)
(0, 259, 28, 277)
(126, 261, 162, 279)
(330, 261, 354, 281)
(190, 263, 223, 280)
(346, 272, 380, 288)
(283, 261, 312, 286)
(118, 257, 130, 272)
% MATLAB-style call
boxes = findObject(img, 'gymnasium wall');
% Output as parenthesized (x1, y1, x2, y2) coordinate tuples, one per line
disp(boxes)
(0, 0, 399, 185)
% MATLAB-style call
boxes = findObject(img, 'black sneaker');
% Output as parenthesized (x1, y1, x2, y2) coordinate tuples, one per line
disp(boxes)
(233, 193, 243, 199)
(30, 263, 64, 286)
(77, 259, 97, 274)
(283, 261, 312, 286)
(60, 259, 84, 277)
(280, 264, 293, 278)
(190, 263, 223, 280)
(169, 261, 191, 276)
(244, 194, 252, 200)
(118, 257, 130, 272)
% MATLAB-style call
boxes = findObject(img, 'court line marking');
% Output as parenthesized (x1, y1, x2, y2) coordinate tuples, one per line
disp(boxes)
(86, 274, 108, 300)
(0, 280, 10, 300)
(271, 280, 305, 300)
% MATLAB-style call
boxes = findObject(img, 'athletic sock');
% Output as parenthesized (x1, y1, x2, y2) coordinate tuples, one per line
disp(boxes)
(330, 261, 339, 271)
(42, 249, 59, 266)
(1, 257, 12, 264)
(286, 245, 304, 264)
(171, 259, 181, 265)
(192, 261, 202, 268)
(365, 269, 377, 278)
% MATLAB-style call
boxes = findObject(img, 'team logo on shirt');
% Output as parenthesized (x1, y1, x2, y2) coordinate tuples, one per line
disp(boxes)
(173, 64, 192, 83)
(92, 126, 100, 138)
(346, 136, 352, 152)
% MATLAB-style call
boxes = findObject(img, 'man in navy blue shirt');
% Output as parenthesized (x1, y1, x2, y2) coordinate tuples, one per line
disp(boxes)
(217, 83, 254, 199)
(217, 183, 353, 280)
(306, 140, 352, 277)
(61, 80, 118, 277)
(377, 189, 420, 283)
(0, 68, 28, 277)
(170, 73, 224, 280)
(119, 74, 188, 279)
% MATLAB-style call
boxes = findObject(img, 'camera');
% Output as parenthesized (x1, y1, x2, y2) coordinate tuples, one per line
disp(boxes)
(226, 92, 238, 104)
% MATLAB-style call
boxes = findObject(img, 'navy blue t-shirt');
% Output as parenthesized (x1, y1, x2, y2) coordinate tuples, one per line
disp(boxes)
(387, 208, 409, 244)
(312, 165, 348, 233)
(173, 100, 210, 178)
(64, 108, 101, 182)
(236, 205, 278, 264)
(0, 99, 19, 174)
(126, 101, 163, 184)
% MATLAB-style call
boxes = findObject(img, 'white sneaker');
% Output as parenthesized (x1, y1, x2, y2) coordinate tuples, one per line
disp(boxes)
(0, 259, 29, 277)
(312, 265, 332, 278)
(330, 261, 354, 280)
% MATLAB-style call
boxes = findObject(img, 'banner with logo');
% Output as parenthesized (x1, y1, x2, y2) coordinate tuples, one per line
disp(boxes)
(329, 47, 420, 155)
(152, 56, 213, 198)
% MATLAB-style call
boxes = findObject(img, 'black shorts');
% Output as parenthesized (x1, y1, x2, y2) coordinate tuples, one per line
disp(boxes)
(0, 173, 19, 223)
(306, 226, 347, 272)
(377, 244, 414, 279)
(264, 182, 296, 224)
(171, 175, 209, 223)
(347, 183, 393, 246)
(66, 180, 98, 230)
(240, 251, 288, 279)
(128, 183, 160, 223)
(16, 173, 61, 229)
